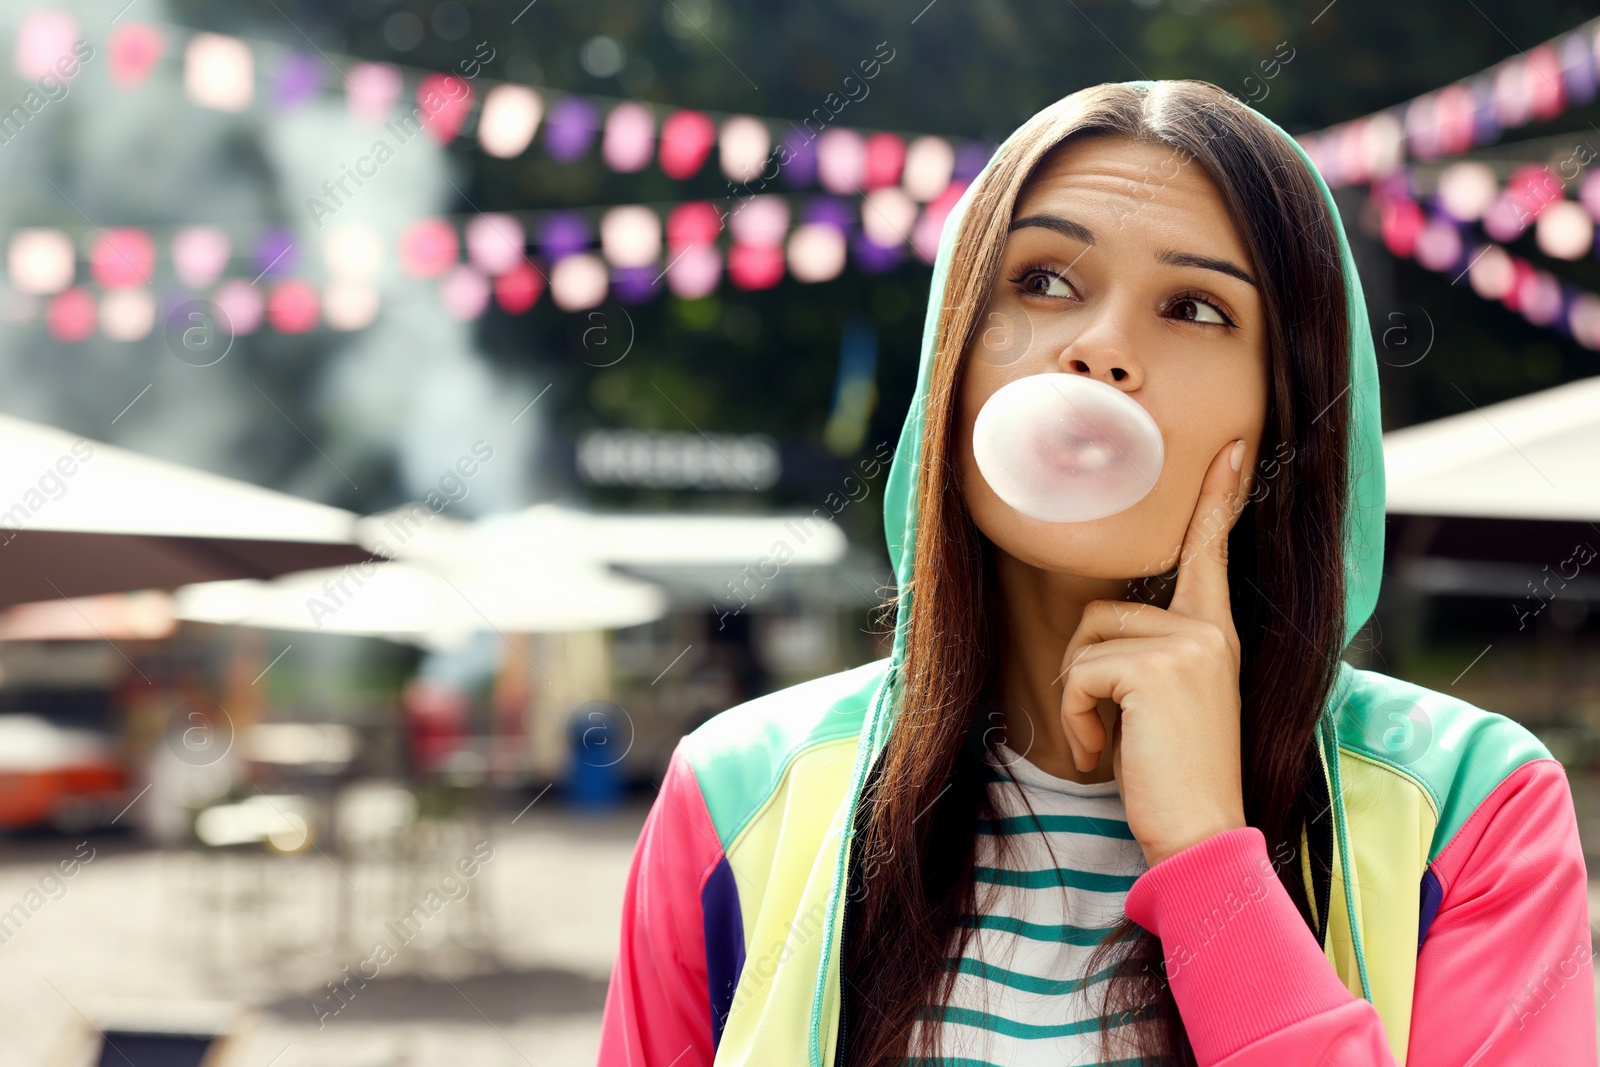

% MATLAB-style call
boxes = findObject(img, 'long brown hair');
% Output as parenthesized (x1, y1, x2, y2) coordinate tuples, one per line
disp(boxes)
(842, 80, 1352, 1065)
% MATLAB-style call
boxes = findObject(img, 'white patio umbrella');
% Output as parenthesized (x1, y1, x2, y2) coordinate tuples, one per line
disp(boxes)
(356, 501, 850, 568)
(1383, 375, 1600, 521)
(0, 413, 374, 608)
(176, 501, 851, 646)
(172, 558, 667, 648)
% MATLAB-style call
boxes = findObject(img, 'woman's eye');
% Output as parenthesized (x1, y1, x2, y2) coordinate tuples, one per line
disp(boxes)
(1018, 270, 1074, 298)
(1168, 295, 1233, 327)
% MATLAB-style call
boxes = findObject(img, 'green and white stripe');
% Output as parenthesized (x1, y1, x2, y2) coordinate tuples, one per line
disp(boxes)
(903, 743, 1154, 1066)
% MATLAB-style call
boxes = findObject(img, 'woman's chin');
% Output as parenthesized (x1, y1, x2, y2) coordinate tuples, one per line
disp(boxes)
(964, 476, 1188, 587)
(988, 526, 1185, 588)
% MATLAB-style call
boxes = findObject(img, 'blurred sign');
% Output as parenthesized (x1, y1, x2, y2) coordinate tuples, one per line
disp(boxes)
(48, 999, 241, 1067)
(0, 641, 120, 687)
(576, 429, 780, 491)
(92, 1031, 217, 1067)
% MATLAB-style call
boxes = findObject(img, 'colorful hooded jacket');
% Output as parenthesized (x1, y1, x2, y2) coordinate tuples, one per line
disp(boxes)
(598, 83, 1598, 1066)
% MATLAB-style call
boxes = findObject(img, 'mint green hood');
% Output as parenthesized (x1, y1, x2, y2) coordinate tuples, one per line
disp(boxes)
(866, 81, 1386, 761)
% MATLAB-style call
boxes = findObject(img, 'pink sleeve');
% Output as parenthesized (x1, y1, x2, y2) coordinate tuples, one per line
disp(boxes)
(1408, 758, 1596, 1065)
(1123, 757, 1597, 1066)
(598, 741, 724, 1067)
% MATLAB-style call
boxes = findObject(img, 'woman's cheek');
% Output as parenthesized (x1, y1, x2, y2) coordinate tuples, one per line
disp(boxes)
(973, 304, 1037, 368)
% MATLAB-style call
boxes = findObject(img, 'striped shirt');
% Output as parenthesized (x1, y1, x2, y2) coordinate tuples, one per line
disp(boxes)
(905, 741, 1153, 1066)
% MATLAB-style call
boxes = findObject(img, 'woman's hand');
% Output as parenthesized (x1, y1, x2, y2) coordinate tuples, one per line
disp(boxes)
(1057, 438, 1252, 869)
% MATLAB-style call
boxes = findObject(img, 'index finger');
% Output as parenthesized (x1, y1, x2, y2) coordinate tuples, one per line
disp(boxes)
(1167, 438, 1250, 627)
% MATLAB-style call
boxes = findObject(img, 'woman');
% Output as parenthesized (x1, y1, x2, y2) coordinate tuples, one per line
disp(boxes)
(598, 80, 1597, 1066)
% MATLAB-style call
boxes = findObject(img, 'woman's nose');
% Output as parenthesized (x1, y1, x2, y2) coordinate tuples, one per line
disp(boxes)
(1056, 311, 1145, 390)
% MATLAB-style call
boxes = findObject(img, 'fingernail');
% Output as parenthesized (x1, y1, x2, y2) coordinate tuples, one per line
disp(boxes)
(1229, 439, 1245, 472)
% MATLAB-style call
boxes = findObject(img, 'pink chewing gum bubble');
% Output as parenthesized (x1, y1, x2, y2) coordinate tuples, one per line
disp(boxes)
(972, 373, 1164, 523)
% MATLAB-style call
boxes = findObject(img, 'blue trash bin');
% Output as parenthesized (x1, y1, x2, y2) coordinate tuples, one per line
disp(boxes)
(566, 701, 626, 809)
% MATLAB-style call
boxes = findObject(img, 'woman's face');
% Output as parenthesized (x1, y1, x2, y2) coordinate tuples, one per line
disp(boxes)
(955, 133, 1271, 585)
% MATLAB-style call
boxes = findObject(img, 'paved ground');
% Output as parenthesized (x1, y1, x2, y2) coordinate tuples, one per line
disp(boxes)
(0, 801, 647, 1067)
(2, 793, 1598, 1067)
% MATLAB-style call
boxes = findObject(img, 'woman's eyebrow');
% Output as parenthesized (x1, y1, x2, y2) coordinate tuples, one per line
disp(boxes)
(1010, 213, 1094, 244)
(1008, 213, 1259, 289)
(1156, 249, 1259, 289)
